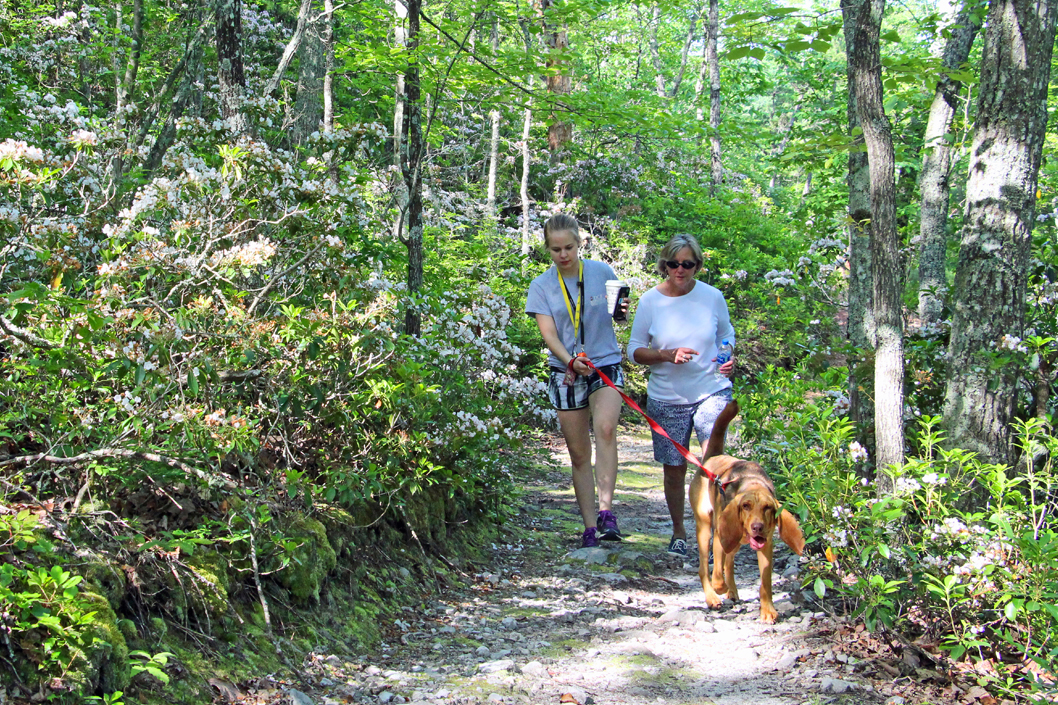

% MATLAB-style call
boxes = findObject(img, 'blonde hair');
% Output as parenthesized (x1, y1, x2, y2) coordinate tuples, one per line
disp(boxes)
(656, 234, 704, 275)
(543, 214, 582, 248)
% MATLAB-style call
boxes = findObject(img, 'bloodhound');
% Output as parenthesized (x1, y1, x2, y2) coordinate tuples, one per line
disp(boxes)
(688, 401, 805, 623)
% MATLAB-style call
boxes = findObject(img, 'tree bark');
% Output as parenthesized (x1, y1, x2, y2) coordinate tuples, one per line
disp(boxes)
(917, 6, 982, 326)
(115, 0, 143, 114)
(323, 0, 334, 134)
(215, 0, 248, 132)
(289, 2, 325, 145)
(943, 0, 1057, 464)
(842, 0, 875, 444)
(487, 15, 500, 215)
(669, 11, 699, 98)
(521, 21, 533, 257)
(264, 0, 314, 96)
(400, 0, 424, 336)
(539, 0, 572, 156)
(694, 22, 707, 121)
(706, 0, 722, 191)
(852, 0, 903, 487)
(649, 5, 666, 97)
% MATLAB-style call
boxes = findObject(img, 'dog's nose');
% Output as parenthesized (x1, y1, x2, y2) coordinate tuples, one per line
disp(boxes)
(751, 521, 764, 534)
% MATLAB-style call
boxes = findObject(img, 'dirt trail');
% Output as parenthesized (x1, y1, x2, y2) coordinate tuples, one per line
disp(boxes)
(270, 428, 890, 705)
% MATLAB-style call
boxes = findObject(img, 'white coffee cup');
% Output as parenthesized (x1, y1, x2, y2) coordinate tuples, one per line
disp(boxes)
(606, 280, 629, 321)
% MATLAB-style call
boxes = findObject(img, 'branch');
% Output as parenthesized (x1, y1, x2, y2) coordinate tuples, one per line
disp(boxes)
(247, 243, 325, 316)
(264, 0, 315, 96)
(0, 449, 236, 489)
(0, 316, 56, 349)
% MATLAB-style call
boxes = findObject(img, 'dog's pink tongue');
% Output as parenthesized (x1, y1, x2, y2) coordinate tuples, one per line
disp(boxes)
(750, 535, 766, 551)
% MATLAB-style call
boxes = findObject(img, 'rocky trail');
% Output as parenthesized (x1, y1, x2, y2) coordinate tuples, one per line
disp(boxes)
(243, 428, 963, 705)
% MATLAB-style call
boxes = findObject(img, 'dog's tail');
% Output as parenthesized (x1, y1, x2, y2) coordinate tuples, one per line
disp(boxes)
(702, 400, 740, 461)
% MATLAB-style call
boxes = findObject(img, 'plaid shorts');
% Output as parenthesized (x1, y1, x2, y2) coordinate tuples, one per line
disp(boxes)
(547, 363, 625, 411)
(647, 388, 734, 465)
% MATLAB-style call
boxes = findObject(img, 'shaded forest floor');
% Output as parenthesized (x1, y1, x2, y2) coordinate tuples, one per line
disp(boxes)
(212, 425, 991, 705)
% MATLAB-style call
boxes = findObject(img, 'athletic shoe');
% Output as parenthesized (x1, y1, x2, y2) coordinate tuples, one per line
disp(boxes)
(597, 510, 623, 541)
(581, 527, 600, 548)
(667, 536, 688, 557)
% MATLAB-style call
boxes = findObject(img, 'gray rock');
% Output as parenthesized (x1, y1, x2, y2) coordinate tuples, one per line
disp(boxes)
(476, 645, 491, 656)
(288, 690, 314, 705)
(439, 625, 456, 634)
(365, 666, 382, 676)
(712, 618, 736, 631)
(774, 600, 796, 614)
(885, 698, 906, 705)
(820, 678, 857, 694)
(657, 608, 682, 623)
(487, 695, 505, 703)
(478, 659, 515, 674)
(694, 620, 716, 633)
(521, 591, 536, 598)
(319, 678, 335, 687)
(568, 547, 610, 564)
(377, 693, 394, 704)
(519, 661, 547, 676)
(398, 567, 412, 580)
(783, 563, 800, 578)
(501, 617, 517, 630)
(595, 572, 627, 585)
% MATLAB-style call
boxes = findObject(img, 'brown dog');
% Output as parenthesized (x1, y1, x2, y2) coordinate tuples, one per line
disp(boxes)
(688, 401, 805, 623)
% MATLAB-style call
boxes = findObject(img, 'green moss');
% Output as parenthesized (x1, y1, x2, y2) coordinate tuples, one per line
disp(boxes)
(274, 514, 337, 603)
(76, 591, 131, 694)
(80, 556, 128, 609)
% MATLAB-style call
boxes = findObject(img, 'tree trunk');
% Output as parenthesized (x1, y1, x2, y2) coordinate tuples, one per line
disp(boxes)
(917, 7, 982, 326)
(323, 0, 334, 134)
(521, 21, 533, 257)
(487, 15, 500, 215)
(943, 0, 1057, 464)
(842, 0, 875, 445)
(649, 5, 666, 97)
(264, 0, 314, 96)
(539, 0, 572, 157)
(215, 0, 248, 132)
(401, 0, 424, 336)
(393, 0, 408, 238)
(668, 12, 698, 98)
(115, 0, 143, 113)
(289, 2, 325, 145)
(694, 22, 706, 121)
(852, 0, 903, 487)
(707, 0, 722, 191)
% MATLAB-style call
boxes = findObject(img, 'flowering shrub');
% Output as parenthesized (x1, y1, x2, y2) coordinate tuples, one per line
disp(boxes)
(743, 366, 1058, 696)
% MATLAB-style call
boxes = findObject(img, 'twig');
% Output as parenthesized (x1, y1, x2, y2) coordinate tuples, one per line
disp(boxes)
(247, 243, 325, 316)
(247, 513, 277, 651)
(0, 449, 236, 489)
(0, 316, 55, 349)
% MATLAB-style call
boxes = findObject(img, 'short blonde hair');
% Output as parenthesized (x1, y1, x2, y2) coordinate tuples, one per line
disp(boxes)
(543, 214, 582, 248)
(656, 234, 704, 275)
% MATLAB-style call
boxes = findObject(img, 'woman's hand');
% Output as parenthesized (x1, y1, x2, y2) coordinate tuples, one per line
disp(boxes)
(669, 347, 698, 364)
(571, 355, 593, 376)
(716, 357, 735, 376)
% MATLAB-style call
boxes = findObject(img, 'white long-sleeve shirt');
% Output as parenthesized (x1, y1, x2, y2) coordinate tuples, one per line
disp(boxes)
(627, 281, 735, 404)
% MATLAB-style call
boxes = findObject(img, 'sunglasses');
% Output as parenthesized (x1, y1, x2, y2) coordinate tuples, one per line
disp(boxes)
(665, 260, 698, 270)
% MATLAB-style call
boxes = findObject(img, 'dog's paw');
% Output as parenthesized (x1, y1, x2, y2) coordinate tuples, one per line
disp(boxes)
(704, 592, 724, 609)
(759, 605, 778, 624)
(710, 577, 728, 594)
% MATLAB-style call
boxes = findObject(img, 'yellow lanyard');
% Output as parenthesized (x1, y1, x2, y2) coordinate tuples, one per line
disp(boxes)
(557, 261, 584, 353)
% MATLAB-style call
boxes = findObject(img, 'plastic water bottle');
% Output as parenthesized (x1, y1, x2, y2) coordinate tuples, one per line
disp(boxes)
(715, 339, 733, 383)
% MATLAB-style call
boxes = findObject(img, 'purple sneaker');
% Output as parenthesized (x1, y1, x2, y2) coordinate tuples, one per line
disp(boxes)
(581, 527, 600, 548)
(597, 510, 623, 541)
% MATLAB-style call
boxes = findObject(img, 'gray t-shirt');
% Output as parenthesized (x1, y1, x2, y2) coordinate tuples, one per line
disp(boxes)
(526, 259, 623, 370)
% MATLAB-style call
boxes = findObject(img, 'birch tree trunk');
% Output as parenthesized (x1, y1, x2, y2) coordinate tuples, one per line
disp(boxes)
(521, 20, 533, 257)
(215, 0, 248, 132)
(943, 0, 1057, 464)
(323, 0, 334, 134)
(852, 0, 903, 487)
(706, 0, 722, 191)
(917, 8, 982, 326)
(400, 0, 424, 336)
(842, 0, 875, 443)
(539, 0, 572, 157)
(115, 0, 143, 114)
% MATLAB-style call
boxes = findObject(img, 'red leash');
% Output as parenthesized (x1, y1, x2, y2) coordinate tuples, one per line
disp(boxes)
(570, 355, 726, 491)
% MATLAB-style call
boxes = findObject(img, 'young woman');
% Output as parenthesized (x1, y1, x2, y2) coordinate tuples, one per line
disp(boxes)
(525, 214, 628, 548)
(627, 234, 736, 557)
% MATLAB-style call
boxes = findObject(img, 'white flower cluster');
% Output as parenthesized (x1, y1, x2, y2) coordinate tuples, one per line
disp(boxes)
(824, 390, 850, 415)
(997, 334, 1028, 353)
(324, 234, 342, 248)
(0, 138, 45, 163)
(69, 129, 97, 147)
(719, 269, 748, 281)
(921, 472, 947, 486)
(113, 390, 142, 414)
(160, 409, 186, 423)
(823, 528, 848, 548)
(210, 237, 277, 269)
(42, 11, 78, 28)
(848, 441, 868, 462)
(764, 269, 796, 287)
(451, 409, 513, 442)
(896, 477, 921, 493)
(930, 517, 969, 540)
(808, 237, 846, 253)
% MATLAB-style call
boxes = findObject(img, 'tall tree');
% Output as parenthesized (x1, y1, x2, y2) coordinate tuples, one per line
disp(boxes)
(289, 3, 326, 145)
(842, 0, 875, 444)
(399, 0, 425, 336)
(486, 14, 501, 215)
(917, 4, 983, 326)
(539, 0, 572, 158)
(520, 19, 533, 256)
(943, 0, 1058, 464)
(215, 0, 248, 132)
(851, 0, 903, 486)
(706, 0, 721, 191)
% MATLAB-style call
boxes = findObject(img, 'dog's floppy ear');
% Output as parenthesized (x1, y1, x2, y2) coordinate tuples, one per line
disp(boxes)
(778, 508, 805, 555)
(717, 497, 744, 553)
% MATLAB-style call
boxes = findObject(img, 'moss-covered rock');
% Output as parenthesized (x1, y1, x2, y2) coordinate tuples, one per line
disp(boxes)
(273, 514, 337, 603)
(76, 591, 131, 694)
(79, 553, 128, 609)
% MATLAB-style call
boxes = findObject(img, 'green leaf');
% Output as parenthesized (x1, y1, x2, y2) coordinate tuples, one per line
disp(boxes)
(189, 369, 199, 395)
(814, 576, 826, 598)
(878, 543, 891, 558)
(726, 46, 752, 60)
(1004, 601, 1018, 620)
(748, 48, 766, 60)
(882, 30, 901, 42)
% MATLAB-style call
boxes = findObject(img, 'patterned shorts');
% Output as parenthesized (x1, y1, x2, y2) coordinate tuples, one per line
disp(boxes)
(647, 388, 734, 465)
(547, 363, 625, 411)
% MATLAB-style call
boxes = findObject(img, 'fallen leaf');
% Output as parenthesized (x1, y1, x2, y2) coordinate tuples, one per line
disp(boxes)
(208, 677, 241, 703)
(560, 693, 581, 704)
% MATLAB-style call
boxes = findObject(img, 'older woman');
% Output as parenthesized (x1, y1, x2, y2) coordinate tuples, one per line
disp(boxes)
(627, 234, 735, 557)
(526, 214, 629, 548)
